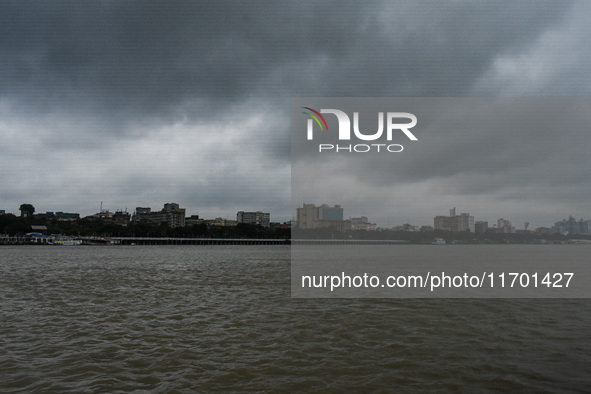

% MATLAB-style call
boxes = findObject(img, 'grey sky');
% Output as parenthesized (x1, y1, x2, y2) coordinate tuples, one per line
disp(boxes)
(1, 1, 590, 227)
(291, 98, 591, 229)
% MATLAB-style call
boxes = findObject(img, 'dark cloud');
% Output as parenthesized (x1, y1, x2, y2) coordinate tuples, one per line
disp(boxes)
(0, 1, 574, 118)
(0, 1, 589, 225)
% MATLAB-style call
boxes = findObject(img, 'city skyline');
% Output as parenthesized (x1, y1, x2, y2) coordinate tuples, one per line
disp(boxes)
(4, 198, 590, 234)
(2, 2, 591, 229)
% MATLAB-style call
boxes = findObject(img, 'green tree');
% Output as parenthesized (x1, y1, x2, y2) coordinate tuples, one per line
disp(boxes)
(19, 204, 35, 218)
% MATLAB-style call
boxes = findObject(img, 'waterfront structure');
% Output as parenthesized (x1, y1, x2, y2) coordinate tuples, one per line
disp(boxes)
(237, 211, 270, 227)
(132, 203, 186, 228)
(434, 208, 475, 232)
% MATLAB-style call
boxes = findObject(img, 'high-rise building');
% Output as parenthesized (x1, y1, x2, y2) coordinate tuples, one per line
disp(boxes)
(551, 216, 591, 235)
(296, 203, 347, 230)
(475, 221, 488, 234)
(296, 203, 318, 230)
(318, 205, 343, 221)
(434, 215, 453, 231)
(454, 213, 475, 232)
(497, 218, 515, 233)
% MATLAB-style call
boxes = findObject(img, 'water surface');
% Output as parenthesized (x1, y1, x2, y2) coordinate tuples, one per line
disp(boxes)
(1, 245, 590, 392)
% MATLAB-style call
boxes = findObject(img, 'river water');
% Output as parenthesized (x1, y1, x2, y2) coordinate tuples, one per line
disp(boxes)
(1, 245, 590, 392)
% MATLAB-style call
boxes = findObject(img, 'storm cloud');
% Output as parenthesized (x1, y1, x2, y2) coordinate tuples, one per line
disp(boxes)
(1, 1, 589, 226)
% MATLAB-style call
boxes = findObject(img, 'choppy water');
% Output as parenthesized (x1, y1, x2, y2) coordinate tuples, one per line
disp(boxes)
(1, 245, 590, 392)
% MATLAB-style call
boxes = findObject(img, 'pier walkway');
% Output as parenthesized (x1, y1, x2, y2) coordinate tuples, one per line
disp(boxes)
(111, 237, 290, 245)
(111, 238, 409, 245)
(2, 235, 410, 246)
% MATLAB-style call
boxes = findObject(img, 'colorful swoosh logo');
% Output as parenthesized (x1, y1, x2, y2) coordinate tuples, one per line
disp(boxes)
(302, 107, 329, 131)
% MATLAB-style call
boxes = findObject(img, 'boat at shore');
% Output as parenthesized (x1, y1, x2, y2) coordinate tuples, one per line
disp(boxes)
(54, 239, 82, 246)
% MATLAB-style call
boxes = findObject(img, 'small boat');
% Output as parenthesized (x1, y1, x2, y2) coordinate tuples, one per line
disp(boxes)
(55, 239, 82, 246)
(432, 238, 446, 245)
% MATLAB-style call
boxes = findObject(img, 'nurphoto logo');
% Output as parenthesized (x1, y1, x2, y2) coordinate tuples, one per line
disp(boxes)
(303, 107, 418, 153)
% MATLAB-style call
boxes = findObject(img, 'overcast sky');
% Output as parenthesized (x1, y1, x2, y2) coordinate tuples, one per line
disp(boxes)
(1, 1, 590, 228)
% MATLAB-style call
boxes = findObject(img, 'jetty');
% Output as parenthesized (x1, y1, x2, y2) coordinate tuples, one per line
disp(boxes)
(2, 235, 412, 246)
(110, 237, 290, 245)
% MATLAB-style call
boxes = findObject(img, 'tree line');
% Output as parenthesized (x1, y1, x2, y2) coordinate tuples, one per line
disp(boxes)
(0, 212, 290, 239)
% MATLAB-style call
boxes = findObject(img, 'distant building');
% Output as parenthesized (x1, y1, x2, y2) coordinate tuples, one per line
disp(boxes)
(185, 215, 204, 226)
(551, 216, 590, 235)
(434, 208, 475, 232)
(88, 209, 131, 226)
(350, 217, 377, 231)
(296, 203, 345, 230)
(46, 212, 80, 221)
(93, 209, 114, 220)
(296, 204, 318, 230)
(497, 218, 515, 234)
(237, 211, 270, 227)
(206, 218, 237, 227)
(535, 227, 551, 235)
(434, 215, 453, 231)
(270, 222, 291, 229)
(313, 218, 351, 232)
(392, 223, 419, 232)
(132, 203, 186, 228)
(112, 211, 131, 226)
(319, 205, 344, 221)
(454, 213, 474, 232)
(475, 221, 488, 234)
